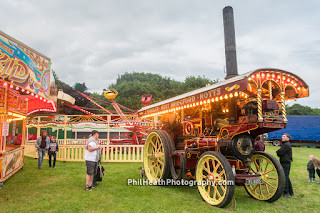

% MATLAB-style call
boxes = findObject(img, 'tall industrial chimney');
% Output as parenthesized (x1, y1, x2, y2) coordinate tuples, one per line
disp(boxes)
(223, 6, 238, 79)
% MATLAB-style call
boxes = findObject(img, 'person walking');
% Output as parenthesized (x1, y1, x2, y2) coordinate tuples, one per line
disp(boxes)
(48, 136, 59, 168)
(84, 130, 101, 191)
(35, 130, 50, 169)
(276, 133, 293, 198)
(309, 155, 320, 184)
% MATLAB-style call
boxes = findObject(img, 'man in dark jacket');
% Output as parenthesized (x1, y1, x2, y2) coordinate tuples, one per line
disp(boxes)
(276, 133, 293, 198)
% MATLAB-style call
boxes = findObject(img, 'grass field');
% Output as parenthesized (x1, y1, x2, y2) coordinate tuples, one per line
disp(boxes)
(1, 145, 320, 213)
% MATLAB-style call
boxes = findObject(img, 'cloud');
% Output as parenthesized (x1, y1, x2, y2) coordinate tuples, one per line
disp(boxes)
(0, 0, 319, 107)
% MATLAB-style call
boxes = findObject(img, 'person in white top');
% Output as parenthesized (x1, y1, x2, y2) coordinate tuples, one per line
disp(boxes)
(84, 130, 101, 191)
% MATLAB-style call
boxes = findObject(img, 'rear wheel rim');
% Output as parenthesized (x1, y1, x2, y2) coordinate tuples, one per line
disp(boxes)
(245, 154, 279, 200)
(144, 132, 165, 182)
(196, 155, 228, 206)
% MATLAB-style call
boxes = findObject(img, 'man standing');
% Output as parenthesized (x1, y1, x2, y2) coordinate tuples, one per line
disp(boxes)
(84, 130, 101, 191)
(35, 130, 50, 169)
(276, 133, 293, 198)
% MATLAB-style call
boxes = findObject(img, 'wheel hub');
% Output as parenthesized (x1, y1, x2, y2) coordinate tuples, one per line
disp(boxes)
(207, 174, 215, 181)
(153, 153, 158, 159)
(261, 174, 268, 181)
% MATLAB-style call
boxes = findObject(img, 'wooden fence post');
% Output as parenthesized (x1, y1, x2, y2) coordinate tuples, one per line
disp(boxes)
(37, 116, 40, 138)
(106, 115, 111, 162)
(64, 115, 67, 161)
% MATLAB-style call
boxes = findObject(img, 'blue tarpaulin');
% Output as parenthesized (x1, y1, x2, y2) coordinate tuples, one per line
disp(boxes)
(267, 116, 320, 141)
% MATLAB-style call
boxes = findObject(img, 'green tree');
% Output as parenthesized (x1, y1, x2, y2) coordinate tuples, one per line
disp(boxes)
(104, 72, 219, 110)
(287, 104, 320, 115)
(52, 71, 219, 113)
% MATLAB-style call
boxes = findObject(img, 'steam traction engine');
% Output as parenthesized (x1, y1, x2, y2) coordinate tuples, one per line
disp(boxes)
(138, 7, 309, 207)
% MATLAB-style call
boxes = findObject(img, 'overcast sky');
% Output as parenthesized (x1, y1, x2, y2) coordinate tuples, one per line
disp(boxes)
(1, 0, 319, 107)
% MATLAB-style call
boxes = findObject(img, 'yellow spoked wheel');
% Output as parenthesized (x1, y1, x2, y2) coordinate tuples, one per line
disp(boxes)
(244, 152, 285, 202)
(196, 151, 235, 208)
(143, 131, 172, 182)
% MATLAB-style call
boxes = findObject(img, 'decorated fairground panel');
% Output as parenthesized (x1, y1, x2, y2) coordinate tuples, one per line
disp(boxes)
(0, 30, 57, 186)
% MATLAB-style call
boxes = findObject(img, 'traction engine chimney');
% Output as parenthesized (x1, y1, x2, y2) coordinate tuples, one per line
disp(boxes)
(223, 6, 238, 79)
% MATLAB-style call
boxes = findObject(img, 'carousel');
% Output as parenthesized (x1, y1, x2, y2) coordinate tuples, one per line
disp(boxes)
(0, 30, 57, 188)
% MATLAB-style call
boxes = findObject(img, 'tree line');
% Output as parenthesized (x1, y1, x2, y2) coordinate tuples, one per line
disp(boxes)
(53, 71, 218, 114)
(53, 71, 320, 116)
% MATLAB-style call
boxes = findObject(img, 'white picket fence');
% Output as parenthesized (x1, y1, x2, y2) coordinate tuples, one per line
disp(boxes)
(25, 140, 144, 162)
(56, 139, 109, 145)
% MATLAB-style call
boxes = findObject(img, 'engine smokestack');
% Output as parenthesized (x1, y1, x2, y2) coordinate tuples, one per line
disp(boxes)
(223, 6, 238, 79)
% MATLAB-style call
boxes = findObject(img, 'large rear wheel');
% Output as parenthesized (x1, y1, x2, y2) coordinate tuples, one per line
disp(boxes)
(244, 152, 285, 202)
(196, 151, 235, 208)
(143, 131, 173, 182)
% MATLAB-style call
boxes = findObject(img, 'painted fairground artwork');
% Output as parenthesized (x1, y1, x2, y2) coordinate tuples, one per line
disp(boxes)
(0, 31, 51, 100)
(0, 31, 57, 114)
(2, 148, 23, 179)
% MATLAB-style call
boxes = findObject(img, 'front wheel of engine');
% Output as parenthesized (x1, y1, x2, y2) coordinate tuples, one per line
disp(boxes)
(244, 152, 285, 202)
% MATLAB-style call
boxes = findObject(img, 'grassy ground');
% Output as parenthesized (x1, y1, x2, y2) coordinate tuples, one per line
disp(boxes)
(1, 145, 320, 213)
